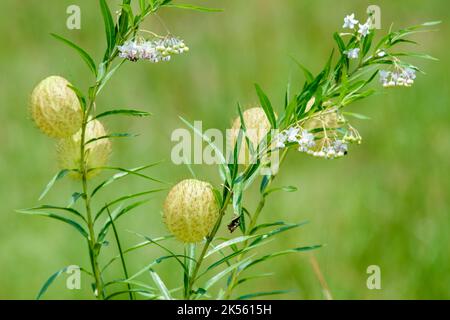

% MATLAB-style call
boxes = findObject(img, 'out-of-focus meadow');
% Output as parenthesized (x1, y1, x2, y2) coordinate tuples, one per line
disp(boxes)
(0, 0, 449, 299)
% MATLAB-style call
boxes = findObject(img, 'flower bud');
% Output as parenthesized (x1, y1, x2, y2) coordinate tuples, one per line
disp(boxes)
(56, 119, 112, 179)
(163, 179, 220, 243)
(30, 76, 83, 138)
(230, 107, 272, 164)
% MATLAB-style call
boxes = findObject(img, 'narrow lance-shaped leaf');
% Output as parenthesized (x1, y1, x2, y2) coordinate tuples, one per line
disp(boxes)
(94, 109, 151, 120)
(254, 84, 277, 128)
(51, 33, 97, 76)
(38, 169, 71, 201)
(36, 266, 69, 300)
(163, 3, 223, 12)
(99, 0, 117, 58)
(17, 209, 88, 239)
(149, 269, 172, 300)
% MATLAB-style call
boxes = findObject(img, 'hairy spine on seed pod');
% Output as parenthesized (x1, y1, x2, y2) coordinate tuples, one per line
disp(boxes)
(56, 119, 112, 179)
(163, 179, 220, 243)
(30, 76, 83, 138)
(230, 107, 272, 165)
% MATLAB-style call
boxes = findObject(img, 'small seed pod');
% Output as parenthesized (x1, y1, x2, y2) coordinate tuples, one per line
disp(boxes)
(30, 76, 83, 138)
(230, 107, 272, 164)
(163, 179, 220, 243)
(56, 119, 112, 179)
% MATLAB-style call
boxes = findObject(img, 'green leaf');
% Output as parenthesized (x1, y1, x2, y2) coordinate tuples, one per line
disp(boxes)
(94, 109, 151, 120)
(67, 192, 84, 208)
(102, 235, 173, 272)
(205, 236, 255, 258)
(391, 52, 439, 61)
(255, 84, 277, 128)
(203, 257, 253, 291)
(235, 273, 274, 287)
(105, 206, 133, 300)
(25, 205, 86, 223)
(237, 290, 294, 300)
(263, 185, 298, 197)
(149, 269, 172, 300)
(333, 32, 346, 54)
(164, 3, 223, 12)
(139, 0, 147, 12)
(250, 221, 309, 246)
(85, 133, 139, 145)
(38, 170, 71, 201)
(36, 267, 69, 300)
(91, 162, 165, 197)
(67, 84, 87, 111)
(250, 221, 287, 235)
(99, 0, 116, 58)
(98, 200, 150, 241)
(17, 209, 88, 238)
(243, 245, 322, 270)
(51, 34, 97, 76)
(342, 112, 371, 120)
(180, 117, 231, 184)
(95, 188, 166, 221)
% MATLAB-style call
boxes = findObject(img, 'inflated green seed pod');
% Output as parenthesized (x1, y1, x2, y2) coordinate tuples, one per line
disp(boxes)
(230, 107, 272, 164)
(30, 76, 83, 138)
(56, 119, 111, 179)
(163, 179, 220, 243)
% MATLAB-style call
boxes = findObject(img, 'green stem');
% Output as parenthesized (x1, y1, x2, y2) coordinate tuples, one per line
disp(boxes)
(106, 206, 134, 300)
(185, 191, 233, 299)
(224, 149, 289, 299)
(80, 88, 105, 299)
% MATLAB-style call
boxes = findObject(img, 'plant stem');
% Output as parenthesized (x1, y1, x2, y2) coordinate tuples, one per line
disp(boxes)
(185, 191, 233, 299)
(106, 206, 134, 300)
(224, 149, 289, 299)
(80, 86, 105, 300)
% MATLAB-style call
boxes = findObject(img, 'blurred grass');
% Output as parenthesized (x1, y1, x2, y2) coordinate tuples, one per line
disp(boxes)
(0, 0, 449, 299)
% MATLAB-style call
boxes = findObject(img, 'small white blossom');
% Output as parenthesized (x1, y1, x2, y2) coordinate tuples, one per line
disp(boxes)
(346, 48, 360, 59)
(298, 130, 315, 152)
(343, 14, 359, 29)
(285, 127, 300, 142)
(358, 22, 371, 37)
(273, 133, 287, 149)
(377, 50, 386, 57)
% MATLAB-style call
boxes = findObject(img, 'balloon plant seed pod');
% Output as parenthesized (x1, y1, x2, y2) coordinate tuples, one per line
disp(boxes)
(230, 107, 272, 165)
(56, 119, 112, 179)
(163, 179, 220, 243)
(30, 76, 83, 138)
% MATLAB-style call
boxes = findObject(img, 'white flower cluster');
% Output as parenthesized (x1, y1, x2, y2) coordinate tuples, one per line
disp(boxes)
(274, 127, 349, 159)
(118, 36, 189, 63)
(379, 67, 416, 87)
(342, 14, 372, 60)
(343, 13, 372, 37)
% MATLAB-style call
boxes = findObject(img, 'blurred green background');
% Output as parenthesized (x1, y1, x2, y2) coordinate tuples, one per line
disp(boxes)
(0, 0, 449, 300)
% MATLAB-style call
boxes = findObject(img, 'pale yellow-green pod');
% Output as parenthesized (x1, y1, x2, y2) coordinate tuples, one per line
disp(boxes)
(163, 179, 220, 243)
(56, 119, 112, 179)
(30, 76, 83, 138)
(230, 107, 272, 165)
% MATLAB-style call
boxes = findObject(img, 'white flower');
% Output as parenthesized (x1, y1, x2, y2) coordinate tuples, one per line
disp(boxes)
(273, 133, 287, 149)
(285, 127, 300, 142)
(346, 48, 360, 59)
(343, 14, 359, 29)
(118, 36, 189, 63)
(333, 140, 348, 154)
(358, 22, 371, 37)
(298, 130, 315, 152)
(377, 50, 386, 57)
